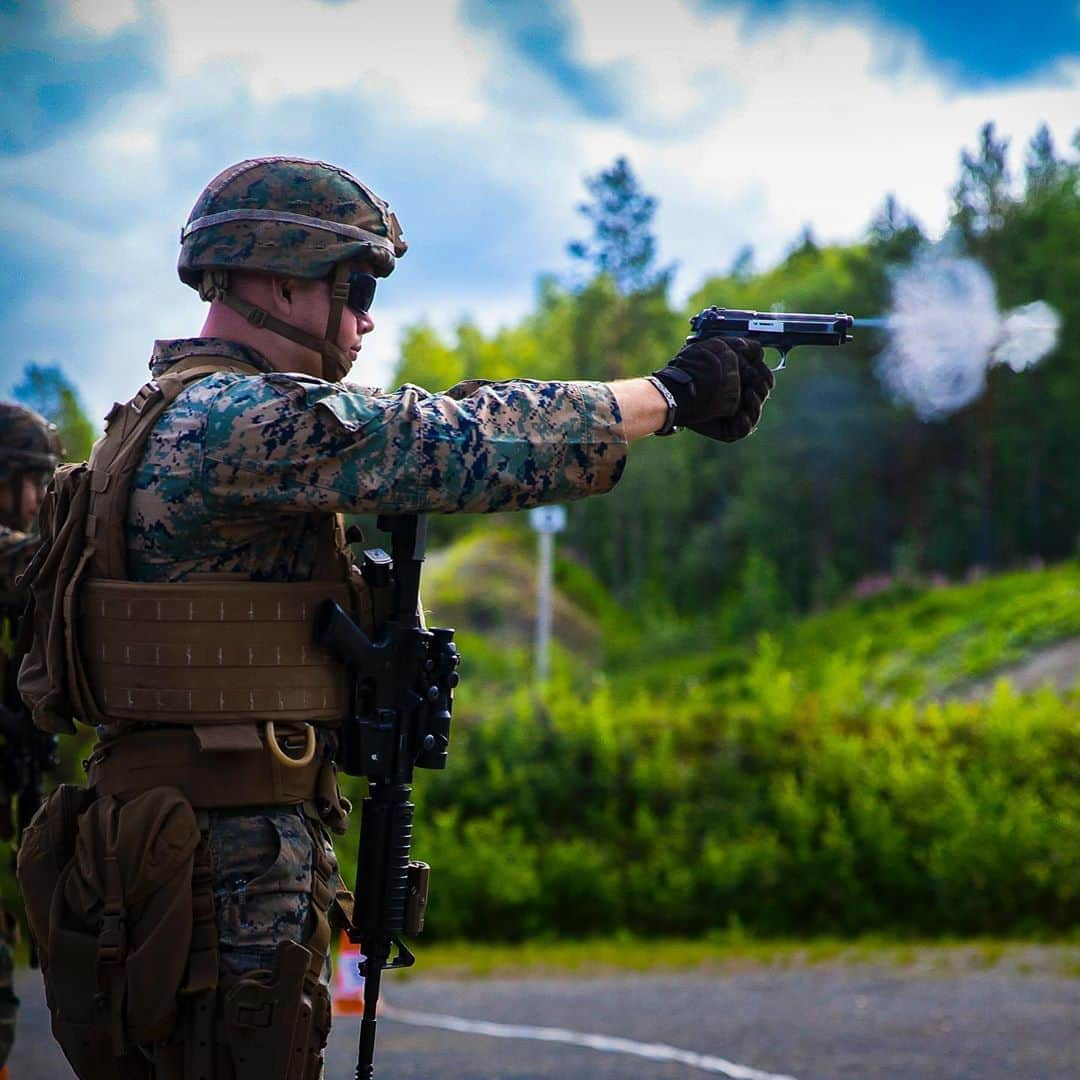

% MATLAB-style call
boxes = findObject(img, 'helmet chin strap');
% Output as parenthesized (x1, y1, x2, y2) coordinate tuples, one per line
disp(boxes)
(203, 267, 355, 383)
(321, 262, 353, 383)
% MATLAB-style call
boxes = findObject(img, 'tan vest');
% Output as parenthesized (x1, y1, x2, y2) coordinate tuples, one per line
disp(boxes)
(20, 356, 385, 814)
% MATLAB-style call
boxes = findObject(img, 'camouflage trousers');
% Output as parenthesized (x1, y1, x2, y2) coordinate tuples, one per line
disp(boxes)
(205, 806, 338, 1080)
(0, 910, 16, 1068)
(207, 805, 338, 985)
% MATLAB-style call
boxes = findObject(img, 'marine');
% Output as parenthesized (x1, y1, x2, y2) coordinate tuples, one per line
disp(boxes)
(0, 402, 62, 1080)
(16, 156, 774, 1079)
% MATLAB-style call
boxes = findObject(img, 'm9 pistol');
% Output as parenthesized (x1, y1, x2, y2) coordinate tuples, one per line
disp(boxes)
(688, 306, 854, 370)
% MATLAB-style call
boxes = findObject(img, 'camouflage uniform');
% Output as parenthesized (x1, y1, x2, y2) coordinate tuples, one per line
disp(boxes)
(0, 530, 28, 1067)
(118, 336, 626, 984)
(3, 535, 41, 1070)
(41, 158, 628, 1077)
(1, 402, 58, 1071)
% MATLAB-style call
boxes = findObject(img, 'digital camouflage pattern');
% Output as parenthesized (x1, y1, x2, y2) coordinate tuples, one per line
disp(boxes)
(208, 807, 336, 983)
(1, 526, 40, 693)
(119, 336, 626, 1005)
(178, 157, 408, 288)
(126, 339, 627, 582)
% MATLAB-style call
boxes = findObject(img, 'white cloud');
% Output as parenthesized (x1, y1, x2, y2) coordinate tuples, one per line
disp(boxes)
(158, 0, 492, 123)
(563, 0, 1080, 292)
(3, 0, 1078, 423)
(65, 0, 140, 35)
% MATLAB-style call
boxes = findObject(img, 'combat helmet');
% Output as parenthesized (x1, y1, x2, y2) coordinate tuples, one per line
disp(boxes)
(0, 401, 62, 528)
(0, 402, 62, 478)
(178, 156, 407, 381)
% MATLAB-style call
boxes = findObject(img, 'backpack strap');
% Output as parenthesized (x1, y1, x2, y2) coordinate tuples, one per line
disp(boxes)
(86, 358, 260, 580)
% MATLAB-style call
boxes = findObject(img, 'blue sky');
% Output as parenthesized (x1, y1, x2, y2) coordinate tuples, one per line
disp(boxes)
(1, 0, 1077, 423)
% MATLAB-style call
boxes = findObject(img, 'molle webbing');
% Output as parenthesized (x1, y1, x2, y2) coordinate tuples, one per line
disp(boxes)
(77, 579, 351, 723)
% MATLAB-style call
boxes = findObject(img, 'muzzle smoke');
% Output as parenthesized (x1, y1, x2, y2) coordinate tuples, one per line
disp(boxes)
(869, 250, 1062, 419)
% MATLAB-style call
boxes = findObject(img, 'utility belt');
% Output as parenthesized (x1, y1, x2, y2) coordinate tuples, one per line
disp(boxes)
(84, 722, 351, 830)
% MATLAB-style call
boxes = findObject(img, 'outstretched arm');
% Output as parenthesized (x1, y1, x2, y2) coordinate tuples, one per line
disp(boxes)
(608, 378, 668, 441)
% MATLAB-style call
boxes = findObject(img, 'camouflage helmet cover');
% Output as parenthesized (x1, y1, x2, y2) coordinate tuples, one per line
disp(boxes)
(178, 156, 407, 289)
(0, 402, 62, 476)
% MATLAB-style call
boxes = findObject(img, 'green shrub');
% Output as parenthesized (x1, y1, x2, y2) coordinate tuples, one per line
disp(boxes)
(406, 649, 1078, 940)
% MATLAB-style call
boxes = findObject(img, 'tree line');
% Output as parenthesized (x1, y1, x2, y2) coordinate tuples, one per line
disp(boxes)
(394, 123, 1080, 623)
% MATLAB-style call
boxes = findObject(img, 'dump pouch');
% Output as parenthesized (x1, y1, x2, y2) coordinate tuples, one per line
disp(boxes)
(36, 787, 204, 1075)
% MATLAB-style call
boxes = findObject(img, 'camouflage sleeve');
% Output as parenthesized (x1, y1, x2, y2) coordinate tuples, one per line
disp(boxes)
(202, 374, 627, 514)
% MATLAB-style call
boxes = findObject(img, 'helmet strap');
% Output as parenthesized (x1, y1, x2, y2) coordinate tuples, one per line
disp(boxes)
(321, 262, 353, 383)
(206, 270, 353, 382)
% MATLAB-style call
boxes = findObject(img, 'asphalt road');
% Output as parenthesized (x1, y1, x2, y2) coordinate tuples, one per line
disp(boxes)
(10, 955, 1079, 1078)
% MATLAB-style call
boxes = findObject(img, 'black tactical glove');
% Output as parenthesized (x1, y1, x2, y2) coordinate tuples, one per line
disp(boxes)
(650, 337, 742, 433)
(684, 339, 774, 443)
(651, 337, 775, 440)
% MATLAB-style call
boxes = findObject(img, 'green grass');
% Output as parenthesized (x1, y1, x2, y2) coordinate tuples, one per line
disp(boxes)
(365, 936, 1080, 980)
(597, 560, 1080, 702)
(774, 563, 1080, 698)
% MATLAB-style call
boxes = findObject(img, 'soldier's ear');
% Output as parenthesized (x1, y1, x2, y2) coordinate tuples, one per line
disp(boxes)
(273, 276, 294, 307)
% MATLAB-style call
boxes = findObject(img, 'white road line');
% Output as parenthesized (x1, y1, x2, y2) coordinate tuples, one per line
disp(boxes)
(379, 1004, 798, 1080)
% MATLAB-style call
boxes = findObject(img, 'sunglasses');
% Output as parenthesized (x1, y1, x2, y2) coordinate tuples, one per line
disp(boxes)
(345, 270, 377, 315)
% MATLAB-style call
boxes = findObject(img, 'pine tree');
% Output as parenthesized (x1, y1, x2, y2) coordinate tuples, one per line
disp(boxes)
(951, 122, 1012, 240)
(567, 156, 668, 295)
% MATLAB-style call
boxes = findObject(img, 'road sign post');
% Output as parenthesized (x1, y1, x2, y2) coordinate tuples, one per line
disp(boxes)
(528, 506, 567, 686)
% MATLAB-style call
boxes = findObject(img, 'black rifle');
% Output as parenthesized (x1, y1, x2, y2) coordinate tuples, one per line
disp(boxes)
(1, 595, 59, 967)
(313, 514, 459, 1080)
(688, 306, 854, 369)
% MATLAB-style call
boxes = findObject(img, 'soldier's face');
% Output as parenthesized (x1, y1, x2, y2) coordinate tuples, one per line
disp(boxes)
(282, 276, 375, 370)
(0, 473, 44, 531)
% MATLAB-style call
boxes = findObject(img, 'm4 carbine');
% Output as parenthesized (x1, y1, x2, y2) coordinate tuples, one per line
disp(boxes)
(688, 306, 854, 369)
(313, 514, 459, 1080)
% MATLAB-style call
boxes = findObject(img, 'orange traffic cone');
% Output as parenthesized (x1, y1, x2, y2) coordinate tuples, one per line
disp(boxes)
(1, 1063, 10, 1079)
(332, 931, 366, 1016)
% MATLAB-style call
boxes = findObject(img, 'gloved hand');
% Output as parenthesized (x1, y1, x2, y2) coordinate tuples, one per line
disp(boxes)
(652, 337, 774, 440)
(685, 339, 774, 442)
(651, 337, 742, 428)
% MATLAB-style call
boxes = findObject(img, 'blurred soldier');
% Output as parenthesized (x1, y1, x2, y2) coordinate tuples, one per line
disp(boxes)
(0, 402, 62, 1079)
(16, 157, 773, 1079)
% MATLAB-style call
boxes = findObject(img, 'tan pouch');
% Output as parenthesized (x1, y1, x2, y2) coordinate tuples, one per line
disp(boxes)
(45, 787, 203, 1065)
(16, 783, 94, 969)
